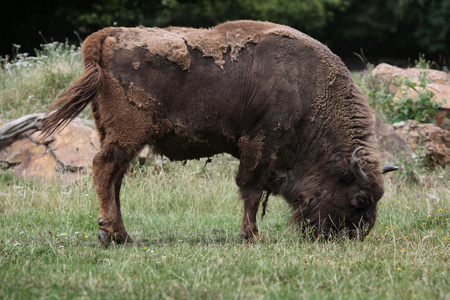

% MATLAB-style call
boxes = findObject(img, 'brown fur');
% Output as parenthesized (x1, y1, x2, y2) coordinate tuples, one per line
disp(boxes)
(42, 20, 387, 246)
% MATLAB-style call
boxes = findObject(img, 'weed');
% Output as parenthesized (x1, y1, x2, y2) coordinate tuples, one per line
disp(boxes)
(414, 53, 438, 69)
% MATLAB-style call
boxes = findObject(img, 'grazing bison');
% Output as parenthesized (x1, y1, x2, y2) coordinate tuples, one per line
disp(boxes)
(43, 20, 397, 247)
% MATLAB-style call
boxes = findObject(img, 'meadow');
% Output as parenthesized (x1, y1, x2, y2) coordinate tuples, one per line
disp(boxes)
(1, 43, 449, 299)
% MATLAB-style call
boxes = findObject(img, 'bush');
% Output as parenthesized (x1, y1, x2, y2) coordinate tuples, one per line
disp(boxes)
(365, 70, 441, 124)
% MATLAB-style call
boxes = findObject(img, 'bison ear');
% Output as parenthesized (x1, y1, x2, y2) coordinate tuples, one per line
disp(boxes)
(331, 152, 353, 183)
(382, 165, 399, 174)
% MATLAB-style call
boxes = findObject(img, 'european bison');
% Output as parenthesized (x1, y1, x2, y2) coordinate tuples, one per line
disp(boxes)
(43, 20, 397, 247)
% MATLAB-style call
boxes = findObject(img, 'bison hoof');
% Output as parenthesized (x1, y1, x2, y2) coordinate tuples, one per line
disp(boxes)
(245, 234, 264, 243)
(113, 232, 135, 245)
(240, 231, 262, 243)
(98, 229, 111, 248)
(98, 218, 107, 226)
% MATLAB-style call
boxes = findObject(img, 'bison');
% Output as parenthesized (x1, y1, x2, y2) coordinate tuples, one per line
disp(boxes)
(42, 20, 397, 247)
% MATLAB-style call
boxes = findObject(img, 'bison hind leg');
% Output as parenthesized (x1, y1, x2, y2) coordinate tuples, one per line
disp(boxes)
(93, 142, 142, 248)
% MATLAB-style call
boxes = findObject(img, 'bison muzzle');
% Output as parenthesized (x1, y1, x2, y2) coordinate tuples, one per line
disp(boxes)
(42, 20, 397, 247)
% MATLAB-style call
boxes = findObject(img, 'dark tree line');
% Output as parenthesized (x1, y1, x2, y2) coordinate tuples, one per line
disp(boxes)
(1, 0, 449, 67)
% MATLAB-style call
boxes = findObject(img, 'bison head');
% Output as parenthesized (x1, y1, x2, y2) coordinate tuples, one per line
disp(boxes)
(278, 147, 397, 240)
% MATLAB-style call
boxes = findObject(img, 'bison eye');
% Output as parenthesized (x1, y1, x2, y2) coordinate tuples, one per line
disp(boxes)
(352, 194, 369, 208)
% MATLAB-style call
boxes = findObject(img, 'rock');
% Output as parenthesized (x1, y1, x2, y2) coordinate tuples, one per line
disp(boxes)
(1, 114, 167, 182)
(435, 109, 450, 131)
(136, 146, 167, 173)
(375, 116, 413, 166)
(372, 63, 450, 86)
(372, 63, 450, 129)
(393, 120, 450, 167)
(137, 146, 151, 165)
(34, 121, 100, 169)
(0, 119, 100, 183)
(6, 142, 58, 179)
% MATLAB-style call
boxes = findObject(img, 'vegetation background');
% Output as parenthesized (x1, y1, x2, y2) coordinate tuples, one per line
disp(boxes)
(1, 1, 449, 299)
(1, 0, 450, 68)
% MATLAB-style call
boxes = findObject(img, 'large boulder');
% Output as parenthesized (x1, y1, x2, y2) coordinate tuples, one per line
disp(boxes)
(392, 120, 450, 167)
(372, 63, 450, 130)
(0, 119, 100, 183)
(372, 63, 450, 86)
(375, 116, 413, 166)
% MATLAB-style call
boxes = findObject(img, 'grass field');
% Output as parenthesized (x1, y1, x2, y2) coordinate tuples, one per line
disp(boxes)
(1, 43, 449, 299)
(1, 159, 449, 299)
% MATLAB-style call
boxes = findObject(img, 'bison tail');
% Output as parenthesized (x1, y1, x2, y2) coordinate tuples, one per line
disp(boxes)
(41, 63, 102, 136)
(40, 28, 115, 137)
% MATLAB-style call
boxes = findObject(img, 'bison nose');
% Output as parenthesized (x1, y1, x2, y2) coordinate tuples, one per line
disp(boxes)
(348, 223, 371, 240)
(362, 222, 370, 233)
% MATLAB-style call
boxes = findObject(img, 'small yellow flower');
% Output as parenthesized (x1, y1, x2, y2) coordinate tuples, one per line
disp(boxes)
(438, 209, 442, 212)
(84, 235, 88, 238)
(427, 215, 431, 218)
(378, 239, 381, 241)
(143, 247, 147, 250)
(434, 218, 437, 221)
(422, 223, 426, 225)
(400, 249, 403, 252)
(405, 236, 408, 238)
(414, 210, 417, 213)
(397, 267, 402, 271)
(406, 207, 410, 209)
(384, 203, 388, 206)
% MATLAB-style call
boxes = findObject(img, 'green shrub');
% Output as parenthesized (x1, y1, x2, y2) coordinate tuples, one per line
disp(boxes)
(392, 75, 441, 123)
(366, 71, 441, 124)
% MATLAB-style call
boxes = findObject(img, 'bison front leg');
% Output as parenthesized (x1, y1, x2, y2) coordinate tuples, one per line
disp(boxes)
(236, 135, 271, 242)
(93, 144, 137, 248)
(239, 189, 263, 241)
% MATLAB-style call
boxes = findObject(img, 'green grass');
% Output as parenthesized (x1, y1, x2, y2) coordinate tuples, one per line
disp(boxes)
(1, 159, 449, 299)
(1, 43, 450, 299)
(0, 42, 83, 120)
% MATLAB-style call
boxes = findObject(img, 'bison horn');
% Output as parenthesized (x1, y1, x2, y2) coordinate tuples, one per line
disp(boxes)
(350, 147, 369, 186)
(382, 165, 398, 174)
